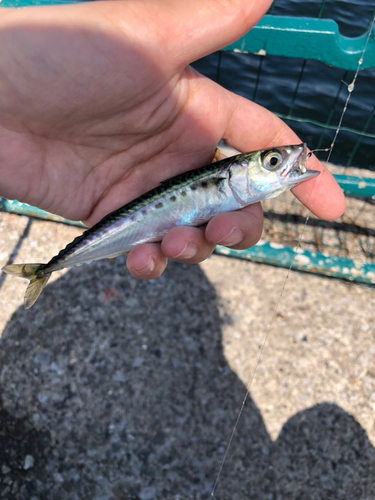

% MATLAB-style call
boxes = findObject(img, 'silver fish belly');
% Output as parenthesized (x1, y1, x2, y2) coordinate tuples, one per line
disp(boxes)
(2, 143, 319, 308)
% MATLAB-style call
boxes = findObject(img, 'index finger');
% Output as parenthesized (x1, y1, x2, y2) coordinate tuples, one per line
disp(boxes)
(290, 153, 345, 221)
(223, 92, 346, 221)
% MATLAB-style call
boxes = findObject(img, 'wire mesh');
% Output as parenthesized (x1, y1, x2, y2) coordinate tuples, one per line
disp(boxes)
(192, 3, 375, 274)
(261, 174, 375, 264)
(192, 52, 375, 170)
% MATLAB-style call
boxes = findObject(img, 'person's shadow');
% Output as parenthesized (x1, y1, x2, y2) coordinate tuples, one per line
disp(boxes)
(0, 258, 374, 500)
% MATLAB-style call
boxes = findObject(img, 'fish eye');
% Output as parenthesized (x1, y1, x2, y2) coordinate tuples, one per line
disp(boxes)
(263, 151, 283, 171)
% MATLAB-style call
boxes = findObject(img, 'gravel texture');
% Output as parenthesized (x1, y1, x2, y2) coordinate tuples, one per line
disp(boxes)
(0, 211, 374, 500)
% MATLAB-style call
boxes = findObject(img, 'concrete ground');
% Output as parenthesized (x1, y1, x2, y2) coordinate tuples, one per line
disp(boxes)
(0, 210, 375, 500)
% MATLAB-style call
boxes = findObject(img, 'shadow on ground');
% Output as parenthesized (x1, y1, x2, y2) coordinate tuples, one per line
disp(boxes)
(0, 259, 374, 500)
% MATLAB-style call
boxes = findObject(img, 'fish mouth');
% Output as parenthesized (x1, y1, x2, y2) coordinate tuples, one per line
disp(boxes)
(283, 143, 320, 186)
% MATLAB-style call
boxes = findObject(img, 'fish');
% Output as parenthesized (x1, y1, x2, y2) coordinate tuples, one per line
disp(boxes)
(2, 143, 319, 309)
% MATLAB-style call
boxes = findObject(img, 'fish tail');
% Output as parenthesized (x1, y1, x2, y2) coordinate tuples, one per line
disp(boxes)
(2, 263, 51, 309)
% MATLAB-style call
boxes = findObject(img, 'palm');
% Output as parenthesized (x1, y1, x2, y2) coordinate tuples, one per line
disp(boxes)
(0, 3, 235, 225)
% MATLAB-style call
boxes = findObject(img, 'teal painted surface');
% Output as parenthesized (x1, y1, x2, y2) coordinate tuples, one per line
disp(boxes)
(214, 243, 375, 285)
(1, 0, 374, 71)
(333, 174, 375, 198)
(3, 171, 375, 228)
(2, 195, 373, 284)
(0, 0, 82, 5)
(225, 16, 375, 71)
(0, 198, 86, 228)
(1, 191, 374, 285)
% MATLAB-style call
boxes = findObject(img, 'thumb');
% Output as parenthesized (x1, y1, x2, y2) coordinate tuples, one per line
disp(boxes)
(144, 0, 273, 66)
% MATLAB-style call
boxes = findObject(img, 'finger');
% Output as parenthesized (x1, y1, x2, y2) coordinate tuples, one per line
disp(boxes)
(290, 153, 346, 221)
(223, 92, 346, 221)
(153, 0, 273, 66)
(126, 243, 168, 280)
(205, 203, 263, 250)
(161, 226, 216, 263)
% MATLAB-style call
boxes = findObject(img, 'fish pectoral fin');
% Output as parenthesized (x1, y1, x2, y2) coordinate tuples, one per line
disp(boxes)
(2, 263, 51, 309)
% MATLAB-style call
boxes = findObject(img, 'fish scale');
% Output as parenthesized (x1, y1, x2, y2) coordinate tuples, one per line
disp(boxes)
(2, 143, 319, 309)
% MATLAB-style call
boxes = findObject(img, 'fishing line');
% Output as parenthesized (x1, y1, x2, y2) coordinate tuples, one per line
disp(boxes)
(210, 8, 375, 499)
(326, 12, 375, 163)
(210, 214, 312, 499)
(309, 148, 330, 155)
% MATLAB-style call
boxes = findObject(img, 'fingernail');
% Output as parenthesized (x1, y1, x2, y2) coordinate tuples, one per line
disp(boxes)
(173, 240, 198, 259)
(134, 256, 155, 276)
(217, 227, 244, 247)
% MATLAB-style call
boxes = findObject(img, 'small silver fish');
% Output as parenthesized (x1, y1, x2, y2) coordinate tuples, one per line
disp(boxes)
(2, 143, 318, 309)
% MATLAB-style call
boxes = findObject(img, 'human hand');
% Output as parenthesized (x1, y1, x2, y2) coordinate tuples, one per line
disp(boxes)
(0, 0, 345, 279)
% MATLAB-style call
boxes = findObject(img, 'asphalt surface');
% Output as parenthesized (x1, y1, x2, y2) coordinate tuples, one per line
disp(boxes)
(0, 211, 374, 500)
